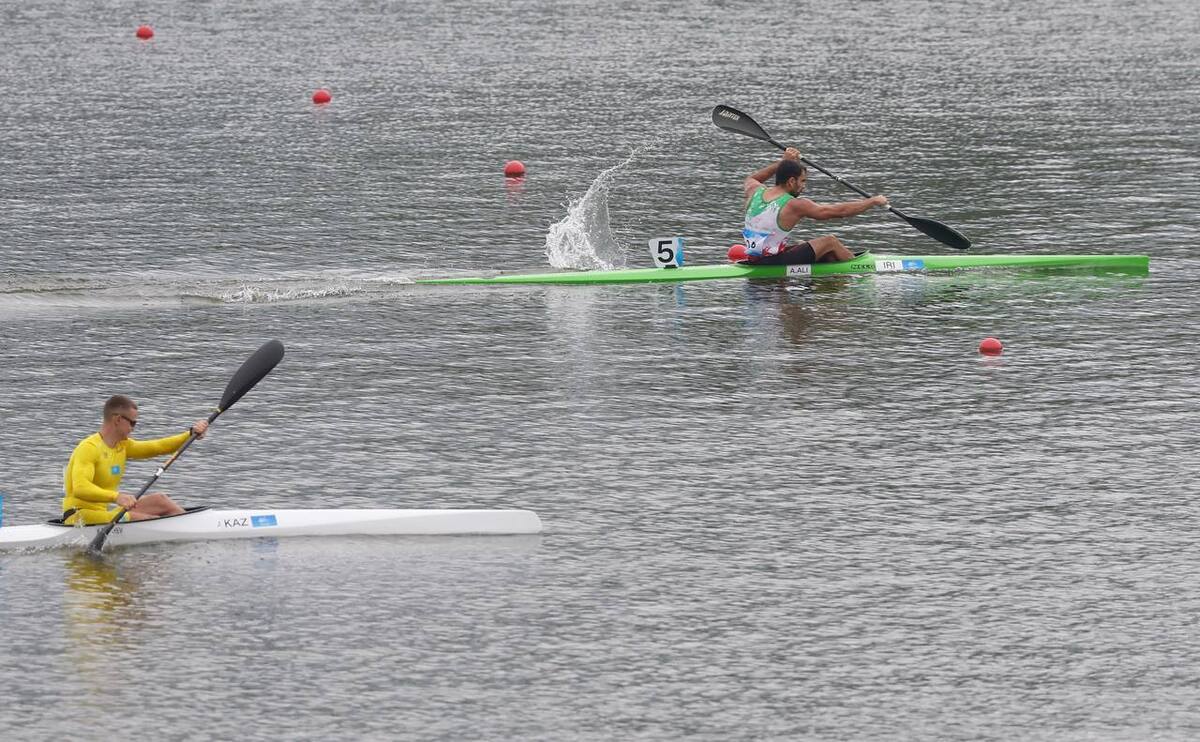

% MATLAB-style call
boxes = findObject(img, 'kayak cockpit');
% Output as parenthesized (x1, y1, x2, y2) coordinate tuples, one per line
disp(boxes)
(45, 505, 211, 528)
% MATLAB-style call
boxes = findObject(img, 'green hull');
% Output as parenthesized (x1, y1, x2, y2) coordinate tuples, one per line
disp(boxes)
(414, 252, 1150, 286)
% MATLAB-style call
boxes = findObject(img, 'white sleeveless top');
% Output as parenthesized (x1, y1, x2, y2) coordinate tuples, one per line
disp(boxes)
(742, 186, 795, 258)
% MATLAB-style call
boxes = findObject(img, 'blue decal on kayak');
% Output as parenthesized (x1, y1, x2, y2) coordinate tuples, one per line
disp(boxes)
(251, 514, 278, 528)
(111, 465, 121, 475)
(902, 259, 925, 270)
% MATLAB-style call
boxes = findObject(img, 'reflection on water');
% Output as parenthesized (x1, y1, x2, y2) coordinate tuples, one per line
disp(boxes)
(504, 176, 525, 205)
(59, 552, 147, 715)
(63, 552, 143, 645)
(728, 270, 1151, 352)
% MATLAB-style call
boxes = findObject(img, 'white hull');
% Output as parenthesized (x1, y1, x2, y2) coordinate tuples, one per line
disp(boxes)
(0, 507, 542, 551)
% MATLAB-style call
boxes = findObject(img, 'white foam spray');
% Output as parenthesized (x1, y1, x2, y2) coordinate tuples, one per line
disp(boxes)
(543, 149, 641, 270)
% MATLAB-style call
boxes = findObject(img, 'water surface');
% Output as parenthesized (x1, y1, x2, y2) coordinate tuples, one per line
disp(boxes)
(2, 1, 1199, 739)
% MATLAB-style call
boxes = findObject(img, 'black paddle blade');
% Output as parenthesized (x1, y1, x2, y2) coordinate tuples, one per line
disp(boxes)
(712, 105, 784, 150)
(714, 104, 972, 250)
(892, 209, 972, 250)
(218, 339, 285, 411)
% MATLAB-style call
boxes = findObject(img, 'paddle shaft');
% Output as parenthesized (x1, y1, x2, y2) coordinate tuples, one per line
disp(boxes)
(757, 137, 912, 219)
(87, 339, 285, 553)
(712, 104, 971, 250)
(87, 410, 219, 551)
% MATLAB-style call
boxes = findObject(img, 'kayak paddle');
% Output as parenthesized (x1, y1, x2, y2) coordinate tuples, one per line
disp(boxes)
(711, 104, 972, 250)
(87, 339, 286, 554)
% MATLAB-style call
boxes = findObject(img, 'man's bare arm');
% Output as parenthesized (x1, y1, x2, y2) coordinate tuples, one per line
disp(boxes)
(789, 195, 889, 221)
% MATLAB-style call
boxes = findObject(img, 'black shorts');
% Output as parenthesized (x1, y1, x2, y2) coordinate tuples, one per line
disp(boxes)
(747, 242, 816, 266)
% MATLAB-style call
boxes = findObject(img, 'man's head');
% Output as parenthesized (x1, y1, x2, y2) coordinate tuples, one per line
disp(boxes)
(776, 160, 808, 195)
(103, 395, 139, 437)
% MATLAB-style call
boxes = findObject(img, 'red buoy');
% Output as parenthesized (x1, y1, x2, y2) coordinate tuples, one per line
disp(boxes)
(135, 25, 154, 40)
(503, 160, 526, 177)
(979, 337, 1004, 355)
(312, 89, 332, 104)
(727, 244, 749, 263)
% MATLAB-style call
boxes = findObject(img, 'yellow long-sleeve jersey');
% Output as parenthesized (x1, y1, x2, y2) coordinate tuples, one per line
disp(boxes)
(62, 430, 191, 524)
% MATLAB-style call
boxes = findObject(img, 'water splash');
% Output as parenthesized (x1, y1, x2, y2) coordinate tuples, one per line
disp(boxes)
(544, 149, 641, 270)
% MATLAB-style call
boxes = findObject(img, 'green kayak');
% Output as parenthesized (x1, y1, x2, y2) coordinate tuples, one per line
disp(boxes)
(414, 252, 1150, 286)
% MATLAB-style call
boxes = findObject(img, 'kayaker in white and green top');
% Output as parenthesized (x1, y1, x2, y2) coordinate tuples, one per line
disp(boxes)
(739, 147, 891, 265)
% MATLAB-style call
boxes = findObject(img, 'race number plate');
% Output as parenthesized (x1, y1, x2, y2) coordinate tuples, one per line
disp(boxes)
(649, 237, 684, 268)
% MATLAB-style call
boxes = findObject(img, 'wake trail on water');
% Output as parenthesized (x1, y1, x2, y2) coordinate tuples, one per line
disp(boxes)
(544, 148, 644, 271)
(0, 269, 421, 313)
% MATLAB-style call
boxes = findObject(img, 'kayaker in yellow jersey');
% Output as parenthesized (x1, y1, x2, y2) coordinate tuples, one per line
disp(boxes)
(739, 147, 890, 265)
(62, 395, 210, 525)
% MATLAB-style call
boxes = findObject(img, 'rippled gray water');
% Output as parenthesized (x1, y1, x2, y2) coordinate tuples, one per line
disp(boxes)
(2, 1, 1199, 740)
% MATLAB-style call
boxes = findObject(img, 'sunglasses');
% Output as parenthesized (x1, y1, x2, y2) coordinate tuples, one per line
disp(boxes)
(117, 413, 138, 429)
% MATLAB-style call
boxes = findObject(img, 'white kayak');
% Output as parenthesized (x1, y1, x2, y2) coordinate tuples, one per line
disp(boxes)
(0, 506, 543, 551)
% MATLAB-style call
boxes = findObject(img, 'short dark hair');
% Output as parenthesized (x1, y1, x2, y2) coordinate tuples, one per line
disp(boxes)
(776, 160, 806, 185)
(103, 395, 137, 419)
